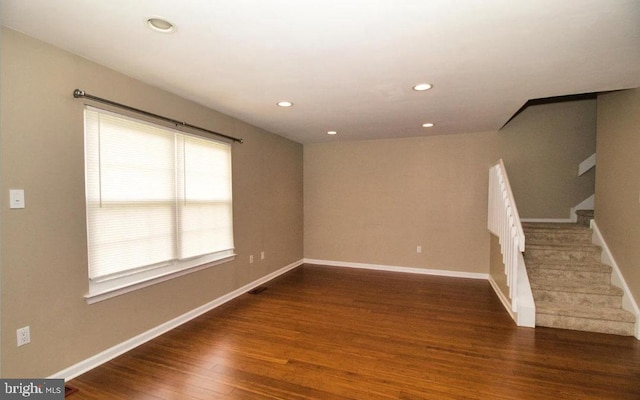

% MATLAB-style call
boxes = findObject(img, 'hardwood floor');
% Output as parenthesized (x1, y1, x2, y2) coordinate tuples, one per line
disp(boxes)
(69, 264, 640, 399)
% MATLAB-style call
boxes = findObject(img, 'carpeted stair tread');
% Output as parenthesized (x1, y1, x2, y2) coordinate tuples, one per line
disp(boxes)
(524, 245, 602, 263)
(523, 226, 591, 234)
(523, 221, 636, 336)
(525, 229, 593, 245)
(522, 222, 588, 230)
(536, 301, 636, 322)
(523, 225, 593, 244)
(526, 233, 591, 246)
(525, 243, 600, 251)
(526, 266, 611, 285)
(530, 280, 623, 296)
(525, 261, 611, 272)
(536, 304, 635, 336)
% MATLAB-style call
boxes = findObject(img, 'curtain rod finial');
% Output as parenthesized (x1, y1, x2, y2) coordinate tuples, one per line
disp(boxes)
(73, 89, 85, 98)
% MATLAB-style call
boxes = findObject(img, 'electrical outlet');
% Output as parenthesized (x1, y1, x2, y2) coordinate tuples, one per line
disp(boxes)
(260, 251, 265, 260)
(9, 189, 25, 209)
(249, 255, 254, 264)
(417, 245, 422, 254)
(17, 326, 30, 347)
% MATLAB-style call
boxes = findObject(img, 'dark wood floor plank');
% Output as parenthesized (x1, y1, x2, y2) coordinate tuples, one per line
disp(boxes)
(69, 264, 640, 399)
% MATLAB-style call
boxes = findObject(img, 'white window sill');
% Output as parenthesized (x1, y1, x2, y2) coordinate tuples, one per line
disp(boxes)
(85, 254, 236, 304)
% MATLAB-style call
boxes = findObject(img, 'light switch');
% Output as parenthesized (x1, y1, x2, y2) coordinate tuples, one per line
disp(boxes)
(9, 189, 25, 209)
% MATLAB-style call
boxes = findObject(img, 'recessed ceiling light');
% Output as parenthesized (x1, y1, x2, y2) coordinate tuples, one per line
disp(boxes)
(422, 123, 435, 128)
(277, 101, 293, 107)
(413, 83, 433, 91)
(327, 131, 338, 135)
(147, 18, 175, 33)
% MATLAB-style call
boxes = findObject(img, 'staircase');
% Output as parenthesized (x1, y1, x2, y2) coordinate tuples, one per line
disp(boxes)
(523, 217, 636, 336)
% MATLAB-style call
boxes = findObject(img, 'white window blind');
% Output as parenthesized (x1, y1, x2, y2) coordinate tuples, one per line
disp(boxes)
(84, 107, 234, 298)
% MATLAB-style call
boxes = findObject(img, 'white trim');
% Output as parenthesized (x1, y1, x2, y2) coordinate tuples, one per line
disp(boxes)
(85, 254, 236, 304)
(303, 258, 488, 280)
(591, 221, 640, 339)
(578, 153, 596, 176)
(515, 252, 536, 328)
(520, 218, 573, 223)
(49, 259, 303, 380)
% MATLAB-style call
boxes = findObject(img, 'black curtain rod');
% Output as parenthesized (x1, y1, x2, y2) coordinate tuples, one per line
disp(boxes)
(73, 89, 244, 144)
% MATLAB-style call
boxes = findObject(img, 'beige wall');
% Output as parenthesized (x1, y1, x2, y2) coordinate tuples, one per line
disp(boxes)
(500, 100, 597, 219)
(304, 100, 596, 273)
(304, 132, 500, 273)
(0, 28, 303, 377)
(595, 88, 640, 301)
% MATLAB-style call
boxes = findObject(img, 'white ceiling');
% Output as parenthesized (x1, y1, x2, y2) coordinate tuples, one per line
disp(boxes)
(2, 0, 640, 144)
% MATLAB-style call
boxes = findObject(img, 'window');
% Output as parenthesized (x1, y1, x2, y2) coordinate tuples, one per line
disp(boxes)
(84, 106, 235, 302)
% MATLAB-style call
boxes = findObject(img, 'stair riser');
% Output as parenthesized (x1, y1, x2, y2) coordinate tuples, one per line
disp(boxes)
(576, 216, 593, 227)
(534, 290, 622, 308)
(527, 269, 610, 284)
(524, 231, 592, 245)
(525, 248, 601, 263)
(536, 314, 634, 336)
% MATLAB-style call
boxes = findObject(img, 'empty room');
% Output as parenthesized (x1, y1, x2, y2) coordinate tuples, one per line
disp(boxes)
(1, 1, 640, 399)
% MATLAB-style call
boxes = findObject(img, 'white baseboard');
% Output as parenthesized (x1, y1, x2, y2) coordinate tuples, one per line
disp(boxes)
(591, 221, 640, 340)
(49, 259, 304, 380)
(303, 258, 489, 280)
(515, 253, 536, 328)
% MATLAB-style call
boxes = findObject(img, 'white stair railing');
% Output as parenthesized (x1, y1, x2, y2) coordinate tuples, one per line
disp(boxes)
(488, 159, 535, 327)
